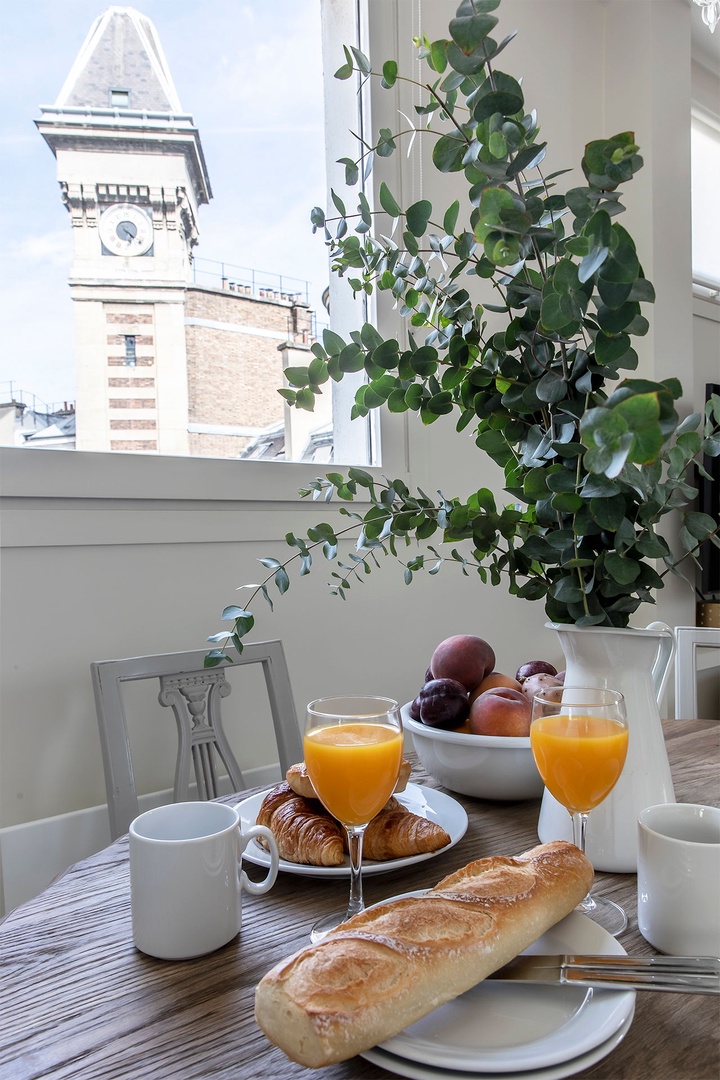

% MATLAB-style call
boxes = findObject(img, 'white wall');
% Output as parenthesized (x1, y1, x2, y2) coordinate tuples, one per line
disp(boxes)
(0, 0, 712, 914)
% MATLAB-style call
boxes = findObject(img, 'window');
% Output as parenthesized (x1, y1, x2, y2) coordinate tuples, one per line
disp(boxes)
(1, 1, 380, 467)
(691, 111, 720, 298)
(109, 89, 130, 108)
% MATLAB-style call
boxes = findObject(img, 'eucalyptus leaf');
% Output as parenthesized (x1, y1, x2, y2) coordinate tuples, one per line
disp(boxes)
(334, 46, 354, 80)
(578, 245, 608, 282)
(382, 60, 398, 88)
(474, 89, 524, 123)
(449, 11, 498, 51)
(379, 181, 401, 217)
(604, 552, 641, 584)
(429, 39, 449, 73)
(432, 133, 468, 173)
(443, 200, 461, 235)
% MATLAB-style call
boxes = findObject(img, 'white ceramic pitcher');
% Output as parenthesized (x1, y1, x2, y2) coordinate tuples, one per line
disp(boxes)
(536, 621, 676, 872)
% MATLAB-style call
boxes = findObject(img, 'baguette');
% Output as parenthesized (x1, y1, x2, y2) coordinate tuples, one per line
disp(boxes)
(254, 840, 593, 1068)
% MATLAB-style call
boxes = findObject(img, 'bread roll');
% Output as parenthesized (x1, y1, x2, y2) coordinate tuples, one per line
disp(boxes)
(254, 840, 593, 1068)
(286, 758, 412, 799)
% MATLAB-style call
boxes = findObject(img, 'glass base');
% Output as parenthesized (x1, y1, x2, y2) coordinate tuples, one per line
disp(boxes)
(577, 894, 627, 937)
(310, 908, 355, 943)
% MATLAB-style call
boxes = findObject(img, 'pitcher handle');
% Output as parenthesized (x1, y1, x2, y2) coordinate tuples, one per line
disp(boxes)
(646, 621, 676, 704)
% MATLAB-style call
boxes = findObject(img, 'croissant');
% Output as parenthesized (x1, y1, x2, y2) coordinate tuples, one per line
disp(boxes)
(257, 783, 451, 867)
(360, 802, 451, 860)
(286, 759, 412, 800)
(255, 782, 344, 866)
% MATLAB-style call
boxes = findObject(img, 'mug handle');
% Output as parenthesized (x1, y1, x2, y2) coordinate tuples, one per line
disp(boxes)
(237, 824, 279, 896)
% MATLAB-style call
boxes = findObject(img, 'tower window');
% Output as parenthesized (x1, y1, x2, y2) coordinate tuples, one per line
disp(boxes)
(110, 89, 130, 108)
(124, 336, 137, 366)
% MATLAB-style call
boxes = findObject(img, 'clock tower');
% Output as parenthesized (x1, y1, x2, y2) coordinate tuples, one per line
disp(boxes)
(36, 6, 211, 453)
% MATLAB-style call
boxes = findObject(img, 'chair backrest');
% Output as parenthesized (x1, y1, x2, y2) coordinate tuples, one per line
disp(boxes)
(674, 626, 720, 719)
(91, 640, 302, 839)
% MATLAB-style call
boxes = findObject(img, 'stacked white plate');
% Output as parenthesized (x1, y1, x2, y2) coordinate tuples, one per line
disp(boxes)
(360, 911, 636, 1080)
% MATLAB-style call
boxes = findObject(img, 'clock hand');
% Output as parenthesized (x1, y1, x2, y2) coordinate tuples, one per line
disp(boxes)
(117, 220, 138, 242)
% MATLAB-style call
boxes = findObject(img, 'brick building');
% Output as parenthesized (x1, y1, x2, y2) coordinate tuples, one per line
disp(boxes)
(35, 6, 325, 459)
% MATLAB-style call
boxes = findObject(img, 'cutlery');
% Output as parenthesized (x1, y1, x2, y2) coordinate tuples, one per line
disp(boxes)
(488, 953, 719, 994)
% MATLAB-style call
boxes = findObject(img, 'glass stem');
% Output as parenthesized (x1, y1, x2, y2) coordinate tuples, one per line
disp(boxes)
(345, 824, 367, 920)
(570, 810, 588, 855)
(570, 810, 596, 915)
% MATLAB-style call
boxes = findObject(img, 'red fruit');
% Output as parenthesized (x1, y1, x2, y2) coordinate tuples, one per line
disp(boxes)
(468, 686, 532, 737)
(470, 672, 523, 703)
(515, 660, 558, 683)
(418, 678, 470, 730)
(430, 635, 496, 692)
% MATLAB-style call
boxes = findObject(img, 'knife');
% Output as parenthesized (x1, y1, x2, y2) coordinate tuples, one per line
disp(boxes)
(487, 953, 720, 994)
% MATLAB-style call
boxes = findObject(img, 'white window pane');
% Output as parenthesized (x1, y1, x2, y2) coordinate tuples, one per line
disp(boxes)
(691, 116, 720, 290)
(1, 1, 371, 465)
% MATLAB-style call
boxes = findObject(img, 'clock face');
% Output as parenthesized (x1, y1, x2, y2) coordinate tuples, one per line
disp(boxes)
(99, 204, 154, 256)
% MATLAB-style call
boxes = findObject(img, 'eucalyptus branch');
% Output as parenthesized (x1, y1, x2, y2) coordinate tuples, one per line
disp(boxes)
(422, 82, 474, 144)
(658, 525, 720, 581)
(218, 0, 719, 649)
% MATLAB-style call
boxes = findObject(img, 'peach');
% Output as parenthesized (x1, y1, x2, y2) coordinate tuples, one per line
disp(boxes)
(468, 686, 532, 737)
(469, 671, 522, 704)
(430, 635, 495, 692)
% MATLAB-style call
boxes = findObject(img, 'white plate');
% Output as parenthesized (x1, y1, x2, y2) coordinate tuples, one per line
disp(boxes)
(361, 1006, 634, 1080)
(235, 782, 468, 878)
(378, 911, 635, 1073)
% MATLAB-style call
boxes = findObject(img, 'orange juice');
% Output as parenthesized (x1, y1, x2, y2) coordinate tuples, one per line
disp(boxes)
(303, 722, 404, 826)
(530, 713, 629, 814)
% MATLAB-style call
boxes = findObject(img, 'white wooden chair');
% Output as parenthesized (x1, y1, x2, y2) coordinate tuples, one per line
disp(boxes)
(674, 626, 720, 719)
(91, 640, 302, 839)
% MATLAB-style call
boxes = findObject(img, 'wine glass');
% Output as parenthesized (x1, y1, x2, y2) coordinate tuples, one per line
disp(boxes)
(303, 695, 403, 942)
(530, 685, 629, 937)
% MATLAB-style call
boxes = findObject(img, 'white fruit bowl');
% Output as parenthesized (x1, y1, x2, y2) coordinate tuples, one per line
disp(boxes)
(401, 704, 544, 801)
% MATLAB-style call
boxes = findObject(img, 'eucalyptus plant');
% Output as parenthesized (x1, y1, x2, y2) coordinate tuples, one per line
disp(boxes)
(208, 0, 719, 662)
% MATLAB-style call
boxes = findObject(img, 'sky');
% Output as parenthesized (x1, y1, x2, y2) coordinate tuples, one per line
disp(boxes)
(0, 0, 329, 409)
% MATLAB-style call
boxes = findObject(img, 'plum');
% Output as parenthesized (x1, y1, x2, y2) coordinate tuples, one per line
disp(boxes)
(418, 678, 470, 730)
(515, 659, 558, 683)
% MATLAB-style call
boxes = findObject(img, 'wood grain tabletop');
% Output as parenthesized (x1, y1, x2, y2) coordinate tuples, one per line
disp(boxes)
(1, 720, 718, 1079)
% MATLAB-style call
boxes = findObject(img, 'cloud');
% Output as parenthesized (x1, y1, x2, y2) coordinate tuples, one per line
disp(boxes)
(11, 230, 72, 267)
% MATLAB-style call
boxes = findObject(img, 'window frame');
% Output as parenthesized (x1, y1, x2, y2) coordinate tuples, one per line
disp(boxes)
(691, 106, 720, 301)
(2, 0, 416, 510)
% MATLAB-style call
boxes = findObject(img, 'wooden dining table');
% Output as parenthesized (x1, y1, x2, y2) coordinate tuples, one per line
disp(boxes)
(1, 719, 718, 1080)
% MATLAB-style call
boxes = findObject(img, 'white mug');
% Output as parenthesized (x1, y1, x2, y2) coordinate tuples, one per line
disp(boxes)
(637, 803, 720, 956)
(129, 801, 279, 960)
